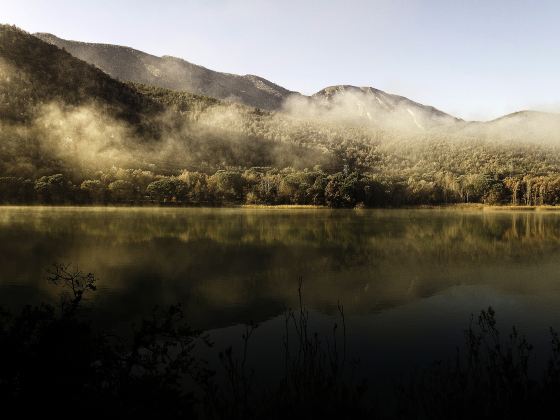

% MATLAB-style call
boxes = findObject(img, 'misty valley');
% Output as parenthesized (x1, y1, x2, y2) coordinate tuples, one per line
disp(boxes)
(3, 25, 560, 209)
(3, 21, 560, 419)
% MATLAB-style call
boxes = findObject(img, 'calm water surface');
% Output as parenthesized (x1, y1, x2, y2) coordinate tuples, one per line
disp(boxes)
(2, 206, 560, 378)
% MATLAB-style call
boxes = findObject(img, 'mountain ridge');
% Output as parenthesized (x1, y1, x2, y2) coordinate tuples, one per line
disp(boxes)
(34, 32, 298, 111)
(35, 32, 461, 127)
(37, 31, 557, 128)
(6, 28, 553, 127)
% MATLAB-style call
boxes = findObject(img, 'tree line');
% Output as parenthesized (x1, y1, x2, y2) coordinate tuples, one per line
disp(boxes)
(2, 167, 560, 207)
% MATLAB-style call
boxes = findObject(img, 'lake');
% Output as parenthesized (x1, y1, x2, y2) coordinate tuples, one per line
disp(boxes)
(2, 206, 560, 381)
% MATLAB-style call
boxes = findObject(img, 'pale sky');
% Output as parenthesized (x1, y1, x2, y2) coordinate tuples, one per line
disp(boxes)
(2, 0, 560, 120)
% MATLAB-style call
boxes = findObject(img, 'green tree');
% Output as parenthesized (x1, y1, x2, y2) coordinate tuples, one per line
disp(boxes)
(108, 180, 136, 202)
(0, 177, 34, 203)
(80, 180, 106, 203)
(325, 172, 363, 208)
(34, 174, 73, 203)
(146, 178, 188, 203)
(177, 171, 209, 202)
(209, 170, 244, 202)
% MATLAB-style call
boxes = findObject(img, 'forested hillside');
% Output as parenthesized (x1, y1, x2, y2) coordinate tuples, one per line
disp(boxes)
(2, 25, 560, 207)
(0, 26, 161, 124)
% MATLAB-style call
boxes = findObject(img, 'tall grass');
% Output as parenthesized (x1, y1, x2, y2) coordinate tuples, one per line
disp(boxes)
(2, 268, 560, 418)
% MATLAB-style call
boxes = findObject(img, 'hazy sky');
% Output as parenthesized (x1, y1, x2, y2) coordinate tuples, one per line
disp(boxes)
(2, 0, 560, 120)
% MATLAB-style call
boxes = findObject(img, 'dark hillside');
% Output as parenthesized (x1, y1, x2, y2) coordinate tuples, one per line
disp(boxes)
(0, 25, 160, 126)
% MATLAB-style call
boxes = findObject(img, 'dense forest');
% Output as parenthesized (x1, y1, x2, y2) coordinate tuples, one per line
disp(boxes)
(2, 168, 560, 207)
(2, 25, 560, 207)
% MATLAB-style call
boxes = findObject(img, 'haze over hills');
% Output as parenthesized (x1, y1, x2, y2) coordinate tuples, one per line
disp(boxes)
(0, 25, 340, 176)
(35, 31, 560, 135)
(305, 85, 461, 129)
(35, 32, 463, 130)
(4, 24, 560, 208)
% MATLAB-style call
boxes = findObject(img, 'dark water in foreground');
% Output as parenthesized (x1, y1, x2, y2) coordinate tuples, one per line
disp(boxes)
(2, 206, 560, 380)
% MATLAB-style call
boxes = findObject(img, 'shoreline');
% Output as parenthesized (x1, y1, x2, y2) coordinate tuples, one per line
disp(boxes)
(1, 203, 560, 211)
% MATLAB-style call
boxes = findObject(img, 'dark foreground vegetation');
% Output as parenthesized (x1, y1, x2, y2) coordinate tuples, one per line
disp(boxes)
(2, 168, 560, 207)
(2, 268, 560, 419)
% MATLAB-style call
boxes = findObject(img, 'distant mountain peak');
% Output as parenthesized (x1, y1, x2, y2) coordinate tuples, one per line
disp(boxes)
(309, 84, 460, 129)
(313, 85, 382, 96)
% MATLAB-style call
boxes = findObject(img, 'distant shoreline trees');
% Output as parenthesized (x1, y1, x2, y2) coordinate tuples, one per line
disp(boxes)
(2, 167, 560, 207)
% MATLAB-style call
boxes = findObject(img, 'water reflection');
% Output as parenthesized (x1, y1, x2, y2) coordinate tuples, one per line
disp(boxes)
(1, 207, 560, 333)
